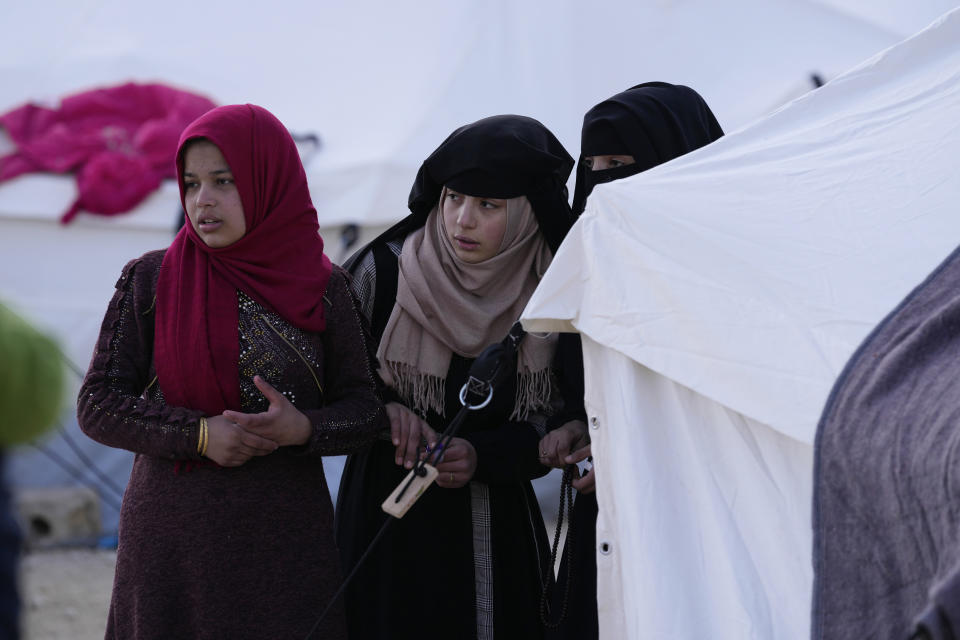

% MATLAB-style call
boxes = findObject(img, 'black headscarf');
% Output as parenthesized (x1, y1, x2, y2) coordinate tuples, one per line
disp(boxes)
(361, 114, 575, 259)
(571, 82, 724, 215)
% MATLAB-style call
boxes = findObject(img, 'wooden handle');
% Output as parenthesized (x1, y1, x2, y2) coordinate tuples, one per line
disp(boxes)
(381, 464, 438, 518)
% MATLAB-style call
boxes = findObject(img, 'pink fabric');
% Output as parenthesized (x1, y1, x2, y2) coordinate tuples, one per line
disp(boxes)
(154, 104, 333, 416)
(0, 82, 216, 223)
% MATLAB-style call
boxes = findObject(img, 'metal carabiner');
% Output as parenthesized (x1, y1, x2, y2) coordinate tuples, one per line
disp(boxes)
(459, 379, 494, 410)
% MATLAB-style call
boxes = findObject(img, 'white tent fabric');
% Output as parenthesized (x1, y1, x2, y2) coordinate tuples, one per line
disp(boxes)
(0, 0, 953, 532)
(522, 8, 960, 639)
(809, 0, 959, 38)
(0, 0, 927, 229)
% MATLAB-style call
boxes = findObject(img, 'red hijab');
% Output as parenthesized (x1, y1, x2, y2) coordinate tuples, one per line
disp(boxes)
(154, 104, 332, 415)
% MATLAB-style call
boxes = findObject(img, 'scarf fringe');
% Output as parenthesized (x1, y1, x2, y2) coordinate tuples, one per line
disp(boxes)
(386, 361, 447, 417)
(387, 360, 554, 422)
(511, 367, 553, 421)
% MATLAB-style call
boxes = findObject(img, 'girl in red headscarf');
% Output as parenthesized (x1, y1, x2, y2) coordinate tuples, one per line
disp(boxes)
(78, 104, 384, 639)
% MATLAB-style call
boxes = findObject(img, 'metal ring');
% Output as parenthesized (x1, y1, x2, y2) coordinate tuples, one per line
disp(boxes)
(459, 383, 494, 410)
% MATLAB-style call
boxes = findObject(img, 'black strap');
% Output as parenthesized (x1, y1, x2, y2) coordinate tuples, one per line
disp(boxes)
(305, 321, 528, 639)
(397, 322, 526, 499)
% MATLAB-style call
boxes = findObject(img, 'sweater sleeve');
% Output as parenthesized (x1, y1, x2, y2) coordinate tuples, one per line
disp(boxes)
(297, 268, 386, 456)
(77, 253, 204, 459)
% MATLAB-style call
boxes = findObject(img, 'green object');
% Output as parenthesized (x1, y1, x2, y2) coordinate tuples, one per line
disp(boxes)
(0, 302, 65, 445)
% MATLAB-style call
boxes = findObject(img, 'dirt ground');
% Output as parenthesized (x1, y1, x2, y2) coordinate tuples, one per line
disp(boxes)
(16, 521, 566, 640)
(13, 468, 567, 640)
(19, 549, 115, 640)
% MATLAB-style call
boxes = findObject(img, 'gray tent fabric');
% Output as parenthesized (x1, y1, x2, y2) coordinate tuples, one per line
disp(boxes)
(813, 242, 960, 640)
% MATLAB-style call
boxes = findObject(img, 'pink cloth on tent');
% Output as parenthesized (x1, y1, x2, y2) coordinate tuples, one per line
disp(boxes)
(0, 82, 216, 223)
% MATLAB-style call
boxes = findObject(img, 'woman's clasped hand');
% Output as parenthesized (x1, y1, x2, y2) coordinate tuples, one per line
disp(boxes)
(384, 401, 477, 488)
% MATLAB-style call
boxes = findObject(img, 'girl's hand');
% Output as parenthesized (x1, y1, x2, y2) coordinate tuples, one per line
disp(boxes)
(433, 437, 477, 489)
(538, 420, 588, 468)
(204, 414, 278, 467)
(567, 443, 595, 494)
(222, 375, 312, 447)
(385, 402, 438, 470)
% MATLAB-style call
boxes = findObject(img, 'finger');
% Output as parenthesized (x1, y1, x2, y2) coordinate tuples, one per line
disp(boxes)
(544, 439, 562, 467)
(436, 460, 469, 475)
(553, 435, 572, 461)
(238, 430, 278, 454)
(237, 440, 275, 458)
(572, 468, 596, 494)
(399, 410, 420, 466)
(403, 416, 421, 469)
(225, 412, 254, 429)
(417, 419, 439, 453)
(221, 448, 253, 467)
(537, 437, 550, 460)
(237, 413, 276, 433)
(422, 424, 438, 449)
(388, 405, 402, 447)
(542, 450, 561, 468)
(225, 409, 277, 431)
(425, 440, 446, 466)
(435, 441, 464, 463)
(222, 410, 251, 425)
(539, 432, 557, 450)
(395, 410, 410, 466)
(435, 447, 469, 471)
(394, 409, 410, 466)
(538, 434, 559, 465)
(418, 437, 435, 463)
(253, 375, 286, 406)
(435, 470, 458, 488)
(564, 443, 592, 464)
(242, 445, 274, 459)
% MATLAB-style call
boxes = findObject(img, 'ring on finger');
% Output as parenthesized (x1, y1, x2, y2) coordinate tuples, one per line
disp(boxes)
(449, 472, 454, 483)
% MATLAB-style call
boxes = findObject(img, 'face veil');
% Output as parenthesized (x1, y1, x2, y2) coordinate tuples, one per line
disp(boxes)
(572, 82, 725, 215)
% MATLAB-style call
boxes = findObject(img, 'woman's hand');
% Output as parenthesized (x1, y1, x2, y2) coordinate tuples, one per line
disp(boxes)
(433, 437, 477, 489)
(222, 375, 312, 447)
(538, 420, 588, 468)
(567, 443, 595, 494)
(385, 402, 438, 470)
(204, 415, 278, 467)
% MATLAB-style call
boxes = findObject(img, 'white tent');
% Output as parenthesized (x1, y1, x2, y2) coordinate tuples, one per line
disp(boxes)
(0, 0, 952, 533)
(522, 7, 960, 639)
(808, 0, 959, 37)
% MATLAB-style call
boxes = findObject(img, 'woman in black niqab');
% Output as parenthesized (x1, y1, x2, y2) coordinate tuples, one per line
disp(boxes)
(571, 81, 724, 215)
(539, 82, 724, 640)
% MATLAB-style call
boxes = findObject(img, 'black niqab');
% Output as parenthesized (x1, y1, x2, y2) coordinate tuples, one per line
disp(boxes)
(572, 81, 724, 214)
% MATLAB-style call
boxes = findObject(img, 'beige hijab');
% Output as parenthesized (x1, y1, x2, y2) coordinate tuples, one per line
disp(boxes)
(377, 190, 557, 418)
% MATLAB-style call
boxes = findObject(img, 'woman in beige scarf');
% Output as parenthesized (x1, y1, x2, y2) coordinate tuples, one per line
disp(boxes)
(336, 115, 586, 640)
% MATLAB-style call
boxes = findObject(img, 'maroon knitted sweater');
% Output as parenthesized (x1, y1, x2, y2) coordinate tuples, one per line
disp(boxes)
(78, 249, 384, 640)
